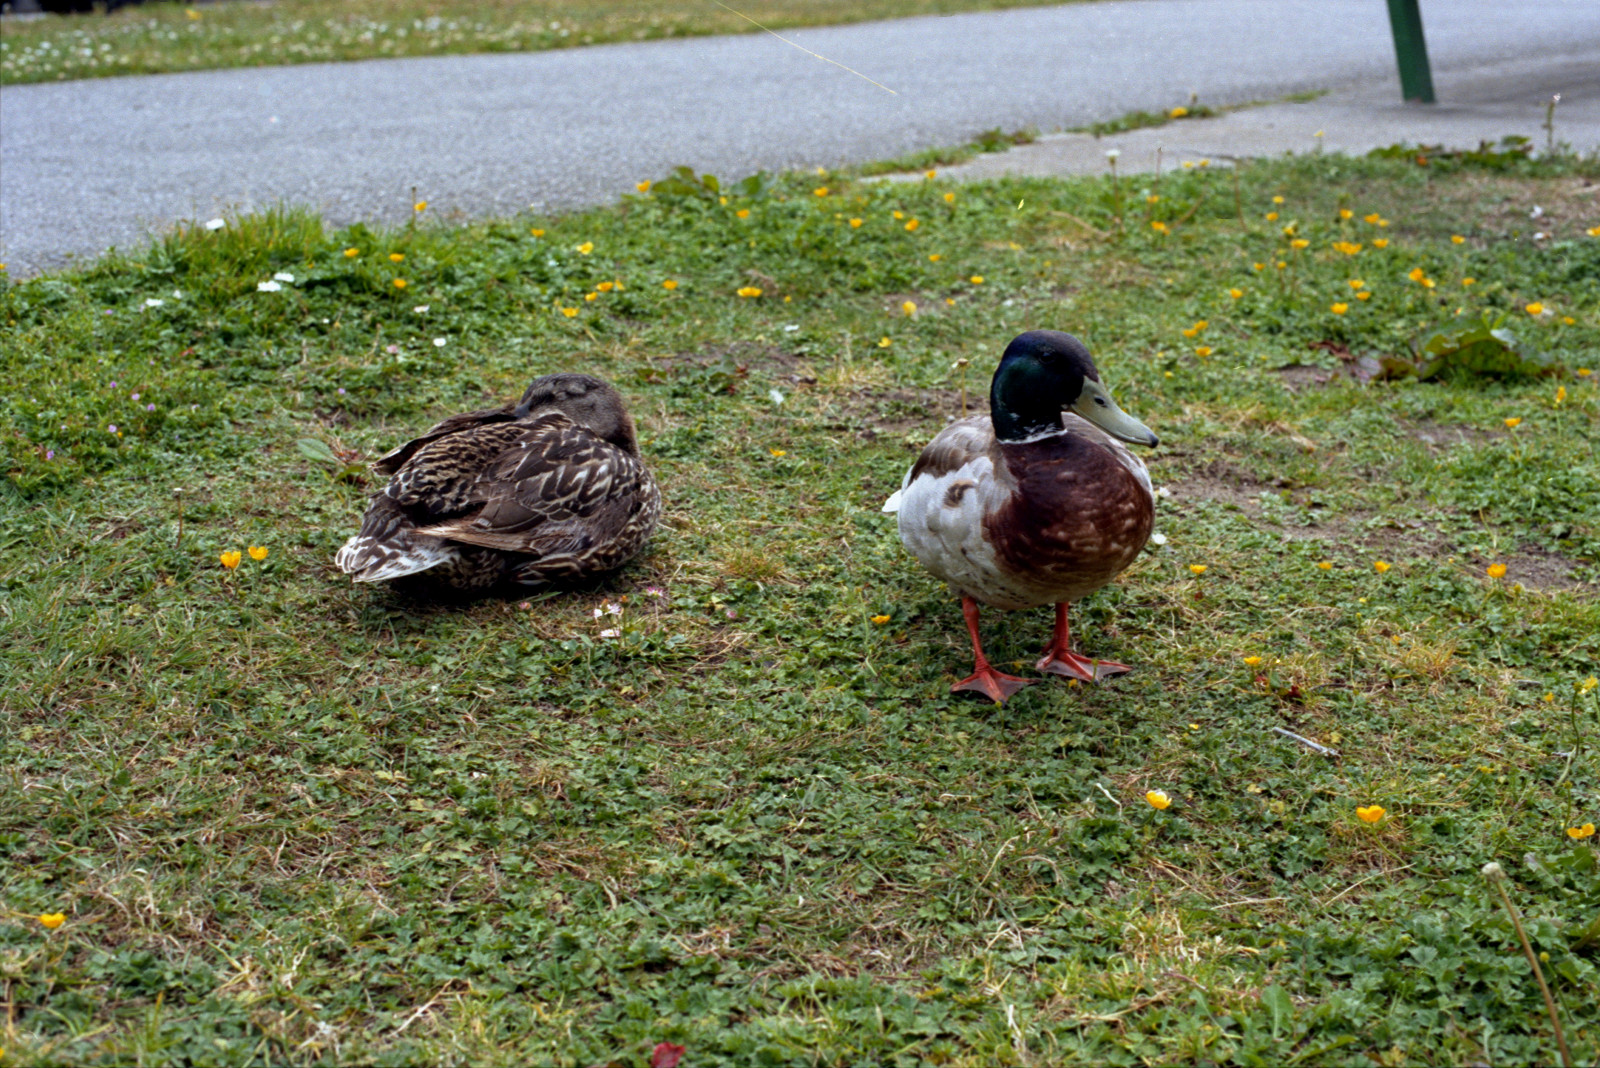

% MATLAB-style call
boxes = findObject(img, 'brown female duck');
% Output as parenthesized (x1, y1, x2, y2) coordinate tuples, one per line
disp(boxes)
(884, 331, 1159, 703)
(336, 373, 661, 592)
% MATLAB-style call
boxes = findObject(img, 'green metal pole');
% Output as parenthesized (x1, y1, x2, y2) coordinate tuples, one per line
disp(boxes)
(1386, 0, 1436, 103)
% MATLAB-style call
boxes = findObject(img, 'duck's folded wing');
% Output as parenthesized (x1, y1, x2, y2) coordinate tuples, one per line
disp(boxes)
(384, 419, 540, 515)
(412, 419, 654, 555)
(371, 405, 516, 476)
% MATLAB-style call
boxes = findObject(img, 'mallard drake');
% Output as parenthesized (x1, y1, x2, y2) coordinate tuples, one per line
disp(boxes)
(336, 372, 661, 593)
(883, 331, 1158, 703)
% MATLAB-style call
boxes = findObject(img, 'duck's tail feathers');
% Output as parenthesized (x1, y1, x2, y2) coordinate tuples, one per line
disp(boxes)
(336, 535, 455, 582)
(336, 496, 456, 582)
(881, 464, 914, 513)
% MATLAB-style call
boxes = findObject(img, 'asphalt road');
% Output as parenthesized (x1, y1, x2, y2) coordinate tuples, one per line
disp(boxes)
(4, 0, 1599, 275)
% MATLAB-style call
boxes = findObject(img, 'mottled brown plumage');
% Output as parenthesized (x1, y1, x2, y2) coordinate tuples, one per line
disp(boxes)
(336, 373, 661, 593)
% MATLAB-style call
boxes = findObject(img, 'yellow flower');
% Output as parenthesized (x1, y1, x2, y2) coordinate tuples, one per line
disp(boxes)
(1579, 369, 1594, 377)
(929, 253, 942, 262)
(1242, 656, 1262, 666)
(945, 298, 956, 306)
(925, 169, 937, 179)
(736, 208, 750, 219)
(1151, 221, 1169, 234)
(1331, 241, 1363, 255)
(220, 551, 242, 569)
(1525, 302, 1544, 316)
(1589, 226, 1600, 237)
(1229, 287, 1243, 299)
(1272, 195, 1285, 205)
(1363, 213, 1380, 224)
(1145, 789, 1172, 810)
(1169, 106, 1188, 118)
(1562, 317, 1575, 325)
(392, 278, 407, 289)
(1281, 223, 1297, 236)
(662, 279, 678, 290)
(1581, 676, 1598, 693)
(343, 247, 360, 258)
(1376, 218, 1389, 228)
(596, 281, 615, 292)
(901, 301, 917, 317)
(584, 292, 598, 302)
(1317, 561, 1333, 570)
(39, 912, 67, 929)
(1372, 238, 1389, 249)
(530, 228, 545, 237)
(1486, 563, 1506, 578)
(871, 614, 891, 625)
(1408, 267, 1425, 282)
(849, 217, 863, 228)
(1181, 327, 1198, 338)
(1421, 277, 1435, 289)
(1555, 385, 1567, 405)
(1266, 212, 1279, 222)
(1504, 417, 1522, 429)
(413, 200, 427, 213)
(769, 448, 787, 458)
(944, 192, 956, 204)
(577, 242, 594, 255)
(1357, 292, 1371, 301)
(813, 187, 829, 197)
(1195, 346, 1212, 358)
(1188, 564, 1208, 575)
(1339, 208, 1353, 219)
(248, 546, 268, 562)
(1450, 234, 1464, 244)
(186, 7, 200, 18)
(1568, 823, 1596, 839)
(1331, 302, 1348, 314)
(1356, 805, 1385, 824)
(1252, 262, 1264, 271)
(1349, 279, 1365, 290)
(737, 286, 763, 298)
(1147, 194, 1161, 204)
(636, 180, 651, 193)
(561, 307, 578, 317)
(893, 211, 904, 220)
(969, 275, 984, 285)
(389, 253, 405, 263)
(1373, 560, 1390, 573)
(878, 336, 892, 348)
(905, 219, 920, 232)
(1275, 260, 1287, 269)
(719, 196, 729, 206)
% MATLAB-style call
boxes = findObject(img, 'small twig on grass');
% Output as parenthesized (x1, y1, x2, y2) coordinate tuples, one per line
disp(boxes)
(1482, 862, 1573, 1068)
(1272, 727, 1340, 758)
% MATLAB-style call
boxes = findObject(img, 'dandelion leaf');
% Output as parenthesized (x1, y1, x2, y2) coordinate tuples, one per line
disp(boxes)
(1408, 313, 1560, 381)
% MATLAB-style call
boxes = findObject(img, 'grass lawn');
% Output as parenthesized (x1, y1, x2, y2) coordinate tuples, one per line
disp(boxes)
(2, 150, 1599, 1065)
(0, 0, 1100, 85)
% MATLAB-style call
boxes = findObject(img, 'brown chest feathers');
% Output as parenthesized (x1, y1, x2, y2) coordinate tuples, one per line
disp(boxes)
(985, 433, 1153, 591)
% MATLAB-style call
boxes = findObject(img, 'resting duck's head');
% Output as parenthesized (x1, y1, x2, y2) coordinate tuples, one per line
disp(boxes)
(990, 330, 1158, 447)
(514, 373, 639, 453)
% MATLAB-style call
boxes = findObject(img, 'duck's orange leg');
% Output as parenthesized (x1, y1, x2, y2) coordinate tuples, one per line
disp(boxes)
(1036, 602, 1132, 682)
(952, 596, 1033, 704)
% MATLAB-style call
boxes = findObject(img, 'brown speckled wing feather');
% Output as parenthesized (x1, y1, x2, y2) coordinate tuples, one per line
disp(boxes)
(370, 405, 516, 477)
(410, 413, 660, 565)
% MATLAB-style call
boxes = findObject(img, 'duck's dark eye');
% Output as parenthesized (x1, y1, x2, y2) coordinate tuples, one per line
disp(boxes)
(1094, 395, 1108, 407)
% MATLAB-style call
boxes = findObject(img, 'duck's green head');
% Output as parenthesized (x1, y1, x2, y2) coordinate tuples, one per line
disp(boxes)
(990, 330, 1158, 447)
